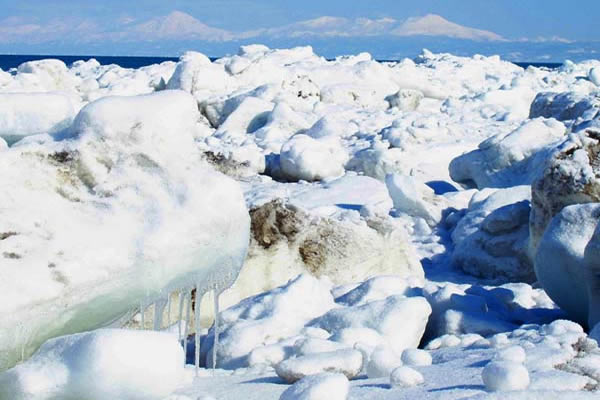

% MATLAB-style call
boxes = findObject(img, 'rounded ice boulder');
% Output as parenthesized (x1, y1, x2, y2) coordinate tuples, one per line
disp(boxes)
(482, 361, 529, 391)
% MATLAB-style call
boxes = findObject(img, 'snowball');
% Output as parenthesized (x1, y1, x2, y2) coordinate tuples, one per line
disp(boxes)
(0, 329, 185, 400)
(482, 361, 530, 391)
(0, 93, 75, 144)
(366, 346, 402, 378)
(280, 134, 347, 181)
(279, 373, 349, 400)
(390, 366, 425, 388)
(275, 349, 363, 383)
(494, 346, 526, 363)
(401, 349, 432, 366)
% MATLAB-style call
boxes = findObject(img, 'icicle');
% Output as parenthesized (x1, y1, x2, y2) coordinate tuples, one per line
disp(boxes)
(166, 292, 172, 328)
(140, 301, 145, 330)
(212, 287, 221, 370)
(183, 290, 192, 366)
(154, 299, 166, 331)
(177, 291, 185, 343)
(194, 285, 202, 375)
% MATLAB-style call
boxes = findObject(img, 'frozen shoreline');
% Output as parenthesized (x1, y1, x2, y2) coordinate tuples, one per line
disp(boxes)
(1, 45, 600, 399)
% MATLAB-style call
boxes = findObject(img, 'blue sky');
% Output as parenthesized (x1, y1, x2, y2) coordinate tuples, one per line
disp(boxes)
(0, 0, 599, 60)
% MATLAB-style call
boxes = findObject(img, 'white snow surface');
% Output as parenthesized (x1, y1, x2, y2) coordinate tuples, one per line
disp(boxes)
(2, 47, 600, 399)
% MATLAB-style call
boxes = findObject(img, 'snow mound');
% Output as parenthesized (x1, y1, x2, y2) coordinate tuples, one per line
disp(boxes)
(275, 349, 363, 383)
(0, 329, 185, 400)
(204, 274, 336, 369)
(279, 373, 349, 400)
(0, 90, 250, 371)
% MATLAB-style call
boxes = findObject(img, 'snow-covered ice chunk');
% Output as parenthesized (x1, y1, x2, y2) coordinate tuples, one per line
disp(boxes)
(530, 92, 599, 122)
(385, 89, 424, 111)
(385, 173, 447, 226)
(0, 90, 250, 371)
(389, 366, 425, 388)
(0, 93, 75, 145)
(314, 295, 431, 356)
(585, 219, 600, 329)
(590, 68, 600, 87)
(449, 118, 566, 189)
(451, 186, 533, 282)
(279, 373, 349, 400)
(535, 204, 600, 326)
(401, 348, 432, 366)
(365, 345, 402, 378)
(0, 329, 185, 400)
(275, 349, 363, 383)
(482, 361, 530, 391)
(280, 134, 347, 181)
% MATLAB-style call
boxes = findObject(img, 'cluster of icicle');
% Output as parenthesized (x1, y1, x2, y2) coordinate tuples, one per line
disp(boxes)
(137, 284, 223, 375)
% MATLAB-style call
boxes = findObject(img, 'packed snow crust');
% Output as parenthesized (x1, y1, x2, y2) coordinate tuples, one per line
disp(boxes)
(1, 45, 600, 399)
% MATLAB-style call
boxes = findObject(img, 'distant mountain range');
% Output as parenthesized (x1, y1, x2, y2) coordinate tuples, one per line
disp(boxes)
(1, 11, 598, 62)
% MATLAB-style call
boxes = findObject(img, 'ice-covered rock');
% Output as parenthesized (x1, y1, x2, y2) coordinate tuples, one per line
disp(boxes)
(0, 329, 185, 400)
(389, 366, 425, 388)
(482, 361, 530, 391)
(449, 118, 566, 188)
(275, 349, 363, 383)
(279, 373, 349, 400)
(451, 186, 534, 282)
(0, 93, 76, 145)
(530, 130, 600, 256)
(0, 90, 250, 371)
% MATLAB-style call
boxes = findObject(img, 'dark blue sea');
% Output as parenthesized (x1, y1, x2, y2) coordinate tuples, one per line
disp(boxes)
(0, 54, 562, 71)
